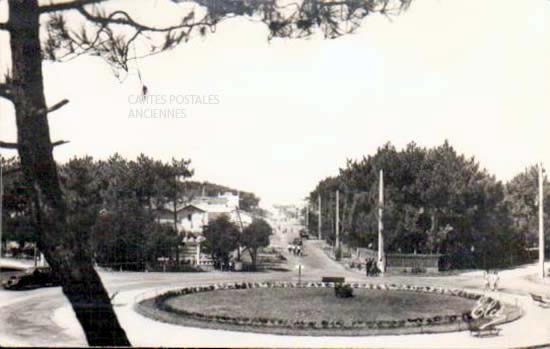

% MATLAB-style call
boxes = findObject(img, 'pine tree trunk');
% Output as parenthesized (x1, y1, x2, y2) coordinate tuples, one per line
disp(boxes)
(7, 1, 131, 346)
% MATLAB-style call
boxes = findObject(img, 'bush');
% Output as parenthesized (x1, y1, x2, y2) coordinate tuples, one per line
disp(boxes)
(334, 246, 343, 261)
(334, 283, 354, 298)
(411, 267, 426, 274)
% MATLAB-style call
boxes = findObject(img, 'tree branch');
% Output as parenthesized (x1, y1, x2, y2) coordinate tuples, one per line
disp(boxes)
(76, 7, 212, 33)
(39, 0, 109, 14)
(0, 141, 19, 149)
(46, 99, 70, 114)
(52, 140, 70, 147)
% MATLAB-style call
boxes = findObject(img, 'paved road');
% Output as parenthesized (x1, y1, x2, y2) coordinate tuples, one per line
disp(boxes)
(2, 232, 550, 347)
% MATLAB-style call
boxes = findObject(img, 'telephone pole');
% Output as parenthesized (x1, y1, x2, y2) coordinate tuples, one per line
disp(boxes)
(539, 163, 545, 279)
(318, 194, 321, 240)
(378, 169, 384, 272)
(335, 189, 340, 252)
(305, 203, 309, 228)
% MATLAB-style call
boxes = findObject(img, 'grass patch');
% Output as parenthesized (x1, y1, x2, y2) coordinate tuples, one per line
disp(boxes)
(135, 286, 526, 336)
(164, 288, 474, 322)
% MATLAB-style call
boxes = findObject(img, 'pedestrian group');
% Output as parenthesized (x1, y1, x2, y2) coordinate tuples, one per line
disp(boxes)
(484, 270, 500, 291)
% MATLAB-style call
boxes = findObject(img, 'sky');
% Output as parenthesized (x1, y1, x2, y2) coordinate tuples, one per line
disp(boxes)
(0, 0, 549, 209)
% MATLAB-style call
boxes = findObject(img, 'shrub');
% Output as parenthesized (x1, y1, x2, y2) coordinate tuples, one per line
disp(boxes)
(411, 267, 426, 274)
(335, 247, 342, 260)
(334, 283, 354, 298)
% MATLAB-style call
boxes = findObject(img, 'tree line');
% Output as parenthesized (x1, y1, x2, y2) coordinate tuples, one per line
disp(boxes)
(308, 141, 549, 270)
(0, 153, 261, 270)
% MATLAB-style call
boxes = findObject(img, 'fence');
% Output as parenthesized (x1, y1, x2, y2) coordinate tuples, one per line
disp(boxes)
(353, 247, 441, 273)
(386, 253, 441, 273)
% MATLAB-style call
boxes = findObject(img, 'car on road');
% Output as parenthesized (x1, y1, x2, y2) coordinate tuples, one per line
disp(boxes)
(2, 266, 61, 290)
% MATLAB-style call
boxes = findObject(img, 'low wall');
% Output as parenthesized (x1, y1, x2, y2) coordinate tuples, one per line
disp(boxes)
(386, 253, 441, 273)
(354, 248, 441, 273)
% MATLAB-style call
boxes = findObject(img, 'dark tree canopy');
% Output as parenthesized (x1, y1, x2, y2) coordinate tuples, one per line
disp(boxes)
(242, 217, 272, 269)
(38, 0, 412, 75)
(309, 141, 531, 270)
(202, 214, 240, 264)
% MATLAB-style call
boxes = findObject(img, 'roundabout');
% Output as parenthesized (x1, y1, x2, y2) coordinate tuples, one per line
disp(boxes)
(1, 242, 550, 348)
(136, 281, 519, 336)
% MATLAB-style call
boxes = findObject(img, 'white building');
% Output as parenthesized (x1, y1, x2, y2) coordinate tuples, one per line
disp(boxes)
(155, 191, 253, 235)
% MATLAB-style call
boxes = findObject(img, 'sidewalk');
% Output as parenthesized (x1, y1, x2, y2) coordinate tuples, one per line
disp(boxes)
(48, 284, 550, 348)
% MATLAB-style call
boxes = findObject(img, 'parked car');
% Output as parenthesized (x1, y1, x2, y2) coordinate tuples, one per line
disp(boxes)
(2, 267, 61, 290)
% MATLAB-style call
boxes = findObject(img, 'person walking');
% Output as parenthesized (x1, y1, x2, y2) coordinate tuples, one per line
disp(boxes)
(492, 271, 499, 291)
(366, 258, 373, 277)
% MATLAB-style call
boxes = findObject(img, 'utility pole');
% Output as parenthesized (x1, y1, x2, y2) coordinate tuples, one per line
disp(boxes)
(335, 189, 340, 253)
(318, 194, 321, 240)
(539, 163, 545, 279)
(306, 204, 310, 234)
(378, 169, 384, 272)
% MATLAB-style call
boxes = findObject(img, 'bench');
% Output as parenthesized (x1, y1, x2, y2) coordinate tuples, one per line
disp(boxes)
(322, 276, 345, 284)
(470, 326, 501, 337)
(530, 293, 550, 308)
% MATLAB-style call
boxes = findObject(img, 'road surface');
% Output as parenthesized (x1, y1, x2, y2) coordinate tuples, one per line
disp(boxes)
(2, 228, 550, 347)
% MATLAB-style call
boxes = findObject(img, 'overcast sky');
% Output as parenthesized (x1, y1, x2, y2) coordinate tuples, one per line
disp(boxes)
(1, 0, 549, 209)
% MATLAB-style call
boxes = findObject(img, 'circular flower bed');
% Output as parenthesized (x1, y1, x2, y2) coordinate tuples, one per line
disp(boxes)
(135, 281, 520, 336)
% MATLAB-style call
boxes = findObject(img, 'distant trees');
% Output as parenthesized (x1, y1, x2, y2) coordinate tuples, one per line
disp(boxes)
(505, 166, 550, 248)
(2, 153, 263, 270)
(242, 218, 273, 270)
(202, 215, 273, 270)
(91, 204, 178, 270)
(0, 154, 190, 268)
(309, 141, 535, 270)
(61, 154, 192, 270)
(1, 156, 35, 255)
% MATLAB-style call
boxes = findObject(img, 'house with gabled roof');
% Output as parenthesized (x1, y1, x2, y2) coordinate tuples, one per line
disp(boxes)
(154, 191, 253, 234)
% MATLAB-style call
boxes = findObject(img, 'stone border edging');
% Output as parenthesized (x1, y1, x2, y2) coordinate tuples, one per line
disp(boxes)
(144, 281, 495, 330)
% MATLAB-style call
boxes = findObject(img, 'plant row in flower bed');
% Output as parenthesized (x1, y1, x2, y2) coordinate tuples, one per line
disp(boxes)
(150, 281, 493, 330)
